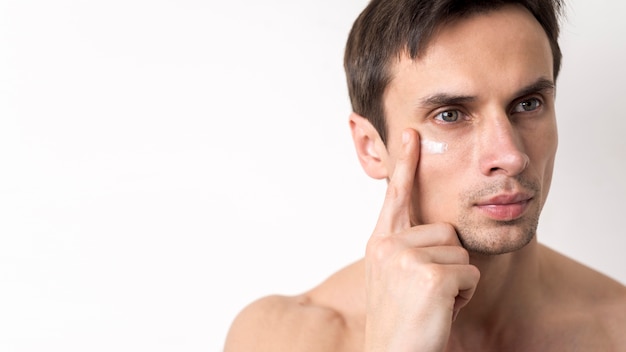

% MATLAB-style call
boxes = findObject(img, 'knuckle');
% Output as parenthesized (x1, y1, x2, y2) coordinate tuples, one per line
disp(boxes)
(366, 236, 393, 263)
(420, 264, 446, 289)
(453, 246, 470, 264)
(385, 181, 410, 202)
(432, 222, 461, 245)
(384, 183, 400, 201)
(469, 265, 481, 282)
(397, 249, 427, 270)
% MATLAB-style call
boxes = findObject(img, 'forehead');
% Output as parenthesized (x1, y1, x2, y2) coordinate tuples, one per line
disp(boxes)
(385, 5, 553, 107)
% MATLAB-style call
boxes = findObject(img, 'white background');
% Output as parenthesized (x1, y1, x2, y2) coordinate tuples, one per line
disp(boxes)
(0, 0, 624, 351)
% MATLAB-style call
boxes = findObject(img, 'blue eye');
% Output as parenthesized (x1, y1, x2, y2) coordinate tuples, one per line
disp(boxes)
(514, 98, 541, 113)
(435, 110, 460, 122)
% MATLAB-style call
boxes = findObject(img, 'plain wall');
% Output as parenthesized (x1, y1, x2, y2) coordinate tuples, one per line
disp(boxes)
(0, 0, 624, 351)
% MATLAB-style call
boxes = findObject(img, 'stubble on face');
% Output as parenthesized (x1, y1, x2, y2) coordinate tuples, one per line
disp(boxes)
(455, 177, 542, 255)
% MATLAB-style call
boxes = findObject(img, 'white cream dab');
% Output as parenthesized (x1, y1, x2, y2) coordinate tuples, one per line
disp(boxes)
(421, 139, 448, 154)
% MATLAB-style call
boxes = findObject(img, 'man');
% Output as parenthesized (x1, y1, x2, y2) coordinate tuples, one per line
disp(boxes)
(225, 0, 626, 350)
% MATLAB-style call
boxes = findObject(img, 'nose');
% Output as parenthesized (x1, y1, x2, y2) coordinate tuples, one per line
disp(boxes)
(478, 114, 529, 177)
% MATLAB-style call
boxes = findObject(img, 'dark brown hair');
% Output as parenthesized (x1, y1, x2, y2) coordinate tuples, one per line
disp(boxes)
(344, 0, 564, 144)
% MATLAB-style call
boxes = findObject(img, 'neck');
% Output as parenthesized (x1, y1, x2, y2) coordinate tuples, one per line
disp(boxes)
(451, 238, 544, 345)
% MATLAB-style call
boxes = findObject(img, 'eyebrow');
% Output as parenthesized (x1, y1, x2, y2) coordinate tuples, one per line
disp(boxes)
(513, 77, 555, 99)
(416, 77, 556, 109)
(418, 93, 475, 108)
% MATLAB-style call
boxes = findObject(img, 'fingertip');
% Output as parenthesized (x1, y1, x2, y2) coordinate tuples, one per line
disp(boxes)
(413, 129, 421, 155)
(402, 130, 411, 145)
(402, 128, 420, 146)
(400, 129, 421, 161)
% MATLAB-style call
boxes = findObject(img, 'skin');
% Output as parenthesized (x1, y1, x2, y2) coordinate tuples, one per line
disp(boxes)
(225, 5, 626, 351)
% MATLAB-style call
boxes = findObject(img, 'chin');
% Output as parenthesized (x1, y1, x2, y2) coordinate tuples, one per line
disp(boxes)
(455, 217, 539, 256)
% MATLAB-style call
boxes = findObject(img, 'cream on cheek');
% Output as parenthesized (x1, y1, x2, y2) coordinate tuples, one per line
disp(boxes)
(421, 139, 448, 154)
(418, 125, 476, 158)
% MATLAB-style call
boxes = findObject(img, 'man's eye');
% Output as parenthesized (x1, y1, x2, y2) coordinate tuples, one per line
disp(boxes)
(513, 98, 542, 113)
(434, 110, 460, 122)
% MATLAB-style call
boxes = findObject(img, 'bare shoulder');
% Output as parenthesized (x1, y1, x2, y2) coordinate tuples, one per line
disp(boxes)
(597, 288, 626, 347)
(586, 269, 626, 348)
(225, 261, 366, 351)
(541, 244, 625, 294)
(224, 294, 349, 352)
(540, 245, 626, 348)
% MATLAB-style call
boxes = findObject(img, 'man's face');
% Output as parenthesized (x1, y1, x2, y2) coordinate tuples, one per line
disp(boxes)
(382, 5, 557, 255)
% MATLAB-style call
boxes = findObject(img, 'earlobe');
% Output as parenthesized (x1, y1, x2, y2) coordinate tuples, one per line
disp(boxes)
(349, 113, 389, 180)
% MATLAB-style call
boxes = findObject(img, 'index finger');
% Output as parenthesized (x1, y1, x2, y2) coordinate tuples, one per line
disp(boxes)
(374, 128, 421, 234)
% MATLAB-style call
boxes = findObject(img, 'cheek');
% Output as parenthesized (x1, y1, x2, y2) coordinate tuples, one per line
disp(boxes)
(526, 122, 557, 174)
(411, 145, 469, 224)
(534, 130, 558, 203)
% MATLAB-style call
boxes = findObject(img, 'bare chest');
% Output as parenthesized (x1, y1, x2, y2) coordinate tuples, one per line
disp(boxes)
(445, 320, 616, 352)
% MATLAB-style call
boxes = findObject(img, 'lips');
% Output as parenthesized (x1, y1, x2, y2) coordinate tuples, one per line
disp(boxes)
(474, 193, 533, 221)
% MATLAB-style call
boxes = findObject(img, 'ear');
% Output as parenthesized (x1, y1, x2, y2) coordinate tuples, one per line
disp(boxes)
(349, 113, 389, 180)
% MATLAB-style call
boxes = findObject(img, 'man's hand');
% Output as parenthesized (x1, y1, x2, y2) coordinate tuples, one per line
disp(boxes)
(364, 129, 480, 352)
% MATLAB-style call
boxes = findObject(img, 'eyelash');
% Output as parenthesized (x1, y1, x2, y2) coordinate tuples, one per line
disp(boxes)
(432, 97, 544, 124)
